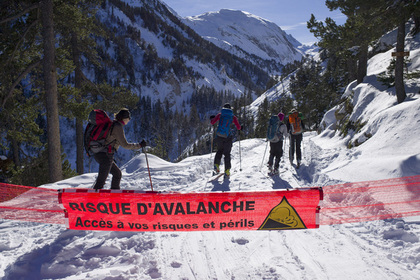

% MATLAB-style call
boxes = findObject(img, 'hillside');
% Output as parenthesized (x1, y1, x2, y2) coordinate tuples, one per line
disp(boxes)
(60, 0, 306, 168)
(94, 0, 281, 104)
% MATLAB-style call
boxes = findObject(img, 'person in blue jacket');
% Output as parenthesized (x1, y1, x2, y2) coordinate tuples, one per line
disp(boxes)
(210, 103, 241, 178)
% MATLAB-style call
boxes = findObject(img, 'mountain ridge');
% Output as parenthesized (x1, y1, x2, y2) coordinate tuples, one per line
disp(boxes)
(182, 9, 304, 75)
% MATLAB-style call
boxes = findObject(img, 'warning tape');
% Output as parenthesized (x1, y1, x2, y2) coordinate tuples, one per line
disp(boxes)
(1, 175, 419, 228)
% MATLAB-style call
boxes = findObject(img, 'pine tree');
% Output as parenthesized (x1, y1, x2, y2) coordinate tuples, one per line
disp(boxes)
(40, 0, 62, 182)
(255, 98, 270, 138)
(383, 0, 420, 103)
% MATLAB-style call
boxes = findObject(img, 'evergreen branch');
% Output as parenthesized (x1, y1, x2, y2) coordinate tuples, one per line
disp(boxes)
(80, 71, 104, 96)
(1, 60, 41, 108)
(6, 19, 39, 68)
(0, 3, 40, 24)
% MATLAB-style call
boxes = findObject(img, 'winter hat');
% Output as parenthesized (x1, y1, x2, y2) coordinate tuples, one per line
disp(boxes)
(223, 103, 232, 109)
(277, 112, 285, 121)
(115, 108, 131, 121)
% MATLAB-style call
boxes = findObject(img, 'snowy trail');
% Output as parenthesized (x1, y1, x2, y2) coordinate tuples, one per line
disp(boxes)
(1, 134, 420, 279)
(141, 134, 419, 280)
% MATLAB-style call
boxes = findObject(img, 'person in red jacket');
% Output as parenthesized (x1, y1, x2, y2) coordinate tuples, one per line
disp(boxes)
(93, 108, 146, 190)
(210, 103, 241, 178)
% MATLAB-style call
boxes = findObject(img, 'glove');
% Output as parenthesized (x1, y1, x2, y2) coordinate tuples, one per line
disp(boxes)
(210, 115, 215, 120)
(140, 140, 147, 148)
(239, 125, 243, 131)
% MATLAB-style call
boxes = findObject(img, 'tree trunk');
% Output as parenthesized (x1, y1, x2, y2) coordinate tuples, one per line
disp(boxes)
(411, 15, 419, 35)
(395, 19, 406, 104)
(11, 138, 20, 168)
(71, 33, 84, 174)
(357, 44, 368, 84)
(347, 57, 357, 83)
(41, 0, 62, 182)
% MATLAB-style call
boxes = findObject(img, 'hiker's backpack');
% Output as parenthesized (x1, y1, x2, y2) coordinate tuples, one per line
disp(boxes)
(289, 113, 303, 135)
(84, 109, 114, 156)
(216, 108, 234, 138)
(267, 115, 282, 143)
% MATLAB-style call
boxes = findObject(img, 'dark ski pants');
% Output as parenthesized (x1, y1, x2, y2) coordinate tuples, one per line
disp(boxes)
(214, 136, 233, 170)
(268, 140, 283, 170)
(93, 152, 122, 190)
(289, 133, 303, 163)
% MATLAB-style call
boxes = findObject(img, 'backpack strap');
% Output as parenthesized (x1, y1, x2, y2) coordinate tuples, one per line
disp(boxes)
(104, 121, 117, 153)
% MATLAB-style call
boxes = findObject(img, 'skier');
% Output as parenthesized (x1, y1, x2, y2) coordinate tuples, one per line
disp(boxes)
(267, 112, 288, 175)
(93, 108, 146, 190)
(286, 108, 305, 168)
(210, 103, 241, 178)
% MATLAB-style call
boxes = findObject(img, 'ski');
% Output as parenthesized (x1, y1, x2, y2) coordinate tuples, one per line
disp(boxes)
(292, 163, 302, 169)
(208, 173, 225, 182)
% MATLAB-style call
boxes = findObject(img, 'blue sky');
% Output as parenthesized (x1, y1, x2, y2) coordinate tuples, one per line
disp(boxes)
(162, 0, 346, 45)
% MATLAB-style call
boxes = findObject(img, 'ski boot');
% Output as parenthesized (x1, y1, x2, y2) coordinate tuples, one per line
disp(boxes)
(224, 169, 230, 179)
(213, 164, 220, 175)
(267, 164, 273, 175)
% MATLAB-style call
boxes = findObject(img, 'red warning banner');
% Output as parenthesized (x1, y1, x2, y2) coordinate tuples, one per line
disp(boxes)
(58, 188, 322, 232)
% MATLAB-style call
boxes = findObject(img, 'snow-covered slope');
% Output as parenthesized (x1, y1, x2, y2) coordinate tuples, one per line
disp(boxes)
(2, 124, 420, 279)
(184, 9, 303, 75)
(94, 1, 270, 107)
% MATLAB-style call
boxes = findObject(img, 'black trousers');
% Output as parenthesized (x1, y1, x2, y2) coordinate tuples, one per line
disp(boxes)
(268, 140, 283, 169)
(93, 152, 122, 189)
(214, 136, 233, 170)
(289, 134, 303, 162)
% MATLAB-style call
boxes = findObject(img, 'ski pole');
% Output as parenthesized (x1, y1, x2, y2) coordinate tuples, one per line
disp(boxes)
(238, 130, 242, 171)
(142, 147, 154, 192)
(210, 126, 214, 161)
(282, 137, 287, 163)
(260, 140, 269, 171)
(289, 135, 293, 164)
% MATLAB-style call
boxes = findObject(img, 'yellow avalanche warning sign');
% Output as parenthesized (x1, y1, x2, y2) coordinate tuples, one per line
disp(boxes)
(259, 197, 306, 230)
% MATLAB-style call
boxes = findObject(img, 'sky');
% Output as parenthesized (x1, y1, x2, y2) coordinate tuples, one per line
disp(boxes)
(162, 0, 347, 45)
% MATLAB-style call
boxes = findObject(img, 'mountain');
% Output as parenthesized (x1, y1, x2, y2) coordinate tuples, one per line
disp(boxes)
(59, 0, 275, 166)
(94, 1, 272, 107)
(183, 9, 304, 75)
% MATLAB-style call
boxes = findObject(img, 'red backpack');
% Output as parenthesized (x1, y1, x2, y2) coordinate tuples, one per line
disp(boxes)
(84, 109, 114, 156)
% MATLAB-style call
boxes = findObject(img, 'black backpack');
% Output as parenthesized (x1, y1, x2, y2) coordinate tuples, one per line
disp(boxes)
(83, 109, 114, 156)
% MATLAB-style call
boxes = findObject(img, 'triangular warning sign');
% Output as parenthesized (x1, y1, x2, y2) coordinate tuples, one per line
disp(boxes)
(258, 197, 306, 230)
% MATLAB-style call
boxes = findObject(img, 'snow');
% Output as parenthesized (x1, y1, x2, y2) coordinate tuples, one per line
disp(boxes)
(2, 123, 420, 279)
(2, 18, 420, 280)
(183, 9, 303, 72)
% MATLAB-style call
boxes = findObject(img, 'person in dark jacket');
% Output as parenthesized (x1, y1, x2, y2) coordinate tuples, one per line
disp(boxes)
(93, 108, 146, 190)
(267, 112, 288, 174)
(286, 109, 305, 168)
(210, 103, 241, 178)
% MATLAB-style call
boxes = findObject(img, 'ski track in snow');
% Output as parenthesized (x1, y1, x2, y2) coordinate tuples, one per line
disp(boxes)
(1, 133, 420, 279)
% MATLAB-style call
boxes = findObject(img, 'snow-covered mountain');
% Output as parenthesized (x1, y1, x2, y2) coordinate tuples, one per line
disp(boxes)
(183, 9, 303, 75)
(94, 1, 271, 107)
(60, 0, 277, 168)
